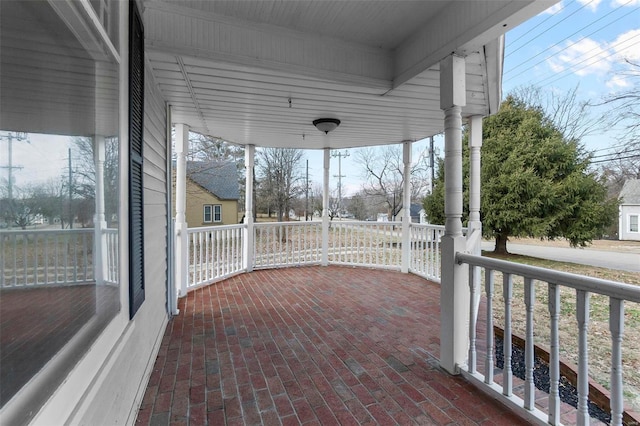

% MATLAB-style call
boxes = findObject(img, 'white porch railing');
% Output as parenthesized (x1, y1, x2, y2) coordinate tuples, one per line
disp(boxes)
(1, 228, 95, 287)
(329, 221, 403, 270)
(457, 252, 640, 426)
(254, 222, 322, 268)
(103, 228, 119, 284)
(408, 223, 445, 282)
(187, 224, 244, 289)
(189, 221, 446, 280)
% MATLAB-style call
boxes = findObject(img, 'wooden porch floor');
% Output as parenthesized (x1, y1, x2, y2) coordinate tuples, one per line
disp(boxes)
(137, 266, 532, 425)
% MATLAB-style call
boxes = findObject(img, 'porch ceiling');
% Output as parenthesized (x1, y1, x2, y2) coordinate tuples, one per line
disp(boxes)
(144, 0, 555, 149)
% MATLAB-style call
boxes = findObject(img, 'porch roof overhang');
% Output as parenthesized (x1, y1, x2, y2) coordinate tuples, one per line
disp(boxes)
(144, 0, 555, 150)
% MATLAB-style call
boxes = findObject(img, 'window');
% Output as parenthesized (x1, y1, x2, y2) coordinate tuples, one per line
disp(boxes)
(203, 204, 222, 223)
(0, 0, 121, 421)
(630, 215, 639, 233)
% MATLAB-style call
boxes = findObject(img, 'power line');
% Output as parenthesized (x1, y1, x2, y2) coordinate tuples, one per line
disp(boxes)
(591, 153, 640, 164)
(505, 1, 638, 79)
(538, 31, 640, 87)
(505, 0, 574, 51)
(591, 147, 640, 159)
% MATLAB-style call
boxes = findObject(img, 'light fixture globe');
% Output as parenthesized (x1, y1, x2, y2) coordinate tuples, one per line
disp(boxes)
(313, 118, 341, 134)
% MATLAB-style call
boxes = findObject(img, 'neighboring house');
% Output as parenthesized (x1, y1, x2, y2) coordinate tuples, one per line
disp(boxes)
(410, 203, 426, 223)
(173, 161, 240, 227)
(619, 179, 640, 241)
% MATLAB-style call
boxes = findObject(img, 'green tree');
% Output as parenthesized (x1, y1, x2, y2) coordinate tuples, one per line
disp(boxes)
(423, 96, 618, 254)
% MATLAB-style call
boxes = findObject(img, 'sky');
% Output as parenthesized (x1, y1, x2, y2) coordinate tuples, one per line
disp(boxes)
(307, 0, 640, 196)
(3, 0, 639, 197)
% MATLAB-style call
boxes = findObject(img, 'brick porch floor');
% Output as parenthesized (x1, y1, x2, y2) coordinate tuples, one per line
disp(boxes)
(136, 266, 528, 425)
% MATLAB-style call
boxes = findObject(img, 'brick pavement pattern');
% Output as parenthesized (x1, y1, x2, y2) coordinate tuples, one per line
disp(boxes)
(137, 266, 529, 425)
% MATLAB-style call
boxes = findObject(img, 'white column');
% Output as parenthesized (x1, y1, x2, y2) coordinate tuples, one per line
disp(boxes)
(468, 115, 483, 312)
(439, 54, 469, 374)
(401, 141, 412, 273)
(93, 135, 107, 285)
(244, 145, 255, 272)
(321, 147, 330, 266)
(468, 115, 482, 244)
(175, 123, 189, 297)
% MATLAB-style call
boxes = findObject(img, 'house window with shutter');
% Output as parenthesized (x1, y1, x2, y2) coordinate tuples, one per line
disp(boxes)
(128, 0, 145, 318)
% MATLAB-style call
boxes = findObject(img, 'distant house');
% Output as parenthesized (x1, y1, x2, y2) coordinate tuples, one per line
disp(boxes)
(410, 203, 426, 223)
(173, 161, 240, 227)
(619, 179, 640, 241)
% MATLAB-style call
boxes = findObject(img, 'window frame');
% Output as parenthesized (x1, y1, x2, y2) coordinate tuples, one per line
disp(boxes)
(203, 204, 213, 223)
(214, 204, 222, 222)
(630, 214, 639, 233)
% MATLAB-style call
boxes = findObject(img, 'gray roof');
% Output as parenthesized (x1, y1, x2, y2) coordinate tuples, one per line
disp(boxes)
(620, 179, 640, 205)
(186, 161, 240, 201)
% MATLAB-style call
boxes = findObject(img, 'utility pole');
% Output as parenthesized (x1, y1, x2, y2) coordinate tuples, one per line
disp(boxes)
(429, 136, 435, 194)
(305, 159, 309, 221)
(0, 132, 28, 202)
(331, 150, 349, 219)
(68, 148, 74, 229)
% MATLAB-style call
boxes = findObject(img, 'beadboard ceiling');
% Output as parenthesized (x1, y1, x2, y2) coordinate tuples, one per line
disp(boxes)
(144, 0, 555, 149)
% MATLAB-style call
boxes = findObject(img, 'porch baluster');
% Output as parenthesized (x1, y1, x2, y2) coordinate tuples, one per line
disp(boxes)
(610, 297, 625, 426)
(484, 268, 495, 385)
(524, 277, 536, 410)
(548, 283, 561, 425)
(576, 289, 591, 425)
(503, 273, 513, 397)
(468, 264, 478, 374)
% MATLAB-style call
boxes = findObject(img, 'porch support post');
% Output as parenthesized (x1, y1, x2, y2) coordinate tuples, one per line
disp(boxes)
(468, 115, 482, 249)
(244, 144, 255, 272)
(401, 141, 412, 273)
(468, 115, 483, 310)
(175, 123, 189, 297)
(93, 135, 107, 285)
(321, 147, 330, 266)
(439, 54, 469, 374)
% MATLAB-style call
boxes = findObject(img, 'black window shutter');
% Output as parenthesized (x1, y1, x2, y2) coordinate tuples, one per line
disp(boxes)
(129, 0, 145, 319)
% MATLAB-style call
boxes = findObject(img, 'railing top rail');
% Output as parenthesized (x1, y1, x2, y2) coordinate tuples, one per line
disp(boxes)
(0, 228, 95, 235)
(187, 224, 246, 234)
(457, 252, 640, 303)
(409, 223, 446, 230)
(332, 220, 402, 226)
(254, 221, 321, 228)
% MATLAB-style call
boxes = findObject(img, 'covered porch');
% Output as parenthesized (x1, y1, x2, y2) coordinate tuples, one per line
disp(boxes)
(137, 266, 603, 425)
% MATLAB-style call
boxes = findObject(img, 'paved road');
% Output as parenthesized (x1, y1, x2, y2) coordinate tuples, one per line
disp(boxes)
(480, 242, 640, 273)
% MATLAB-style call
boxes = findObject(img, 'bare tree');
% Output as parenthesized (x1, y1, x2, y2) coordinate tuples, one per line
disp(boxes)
(185, 132, 246, 203)
(355, 144, 430, 221)
(256, 148, 304, 221)
(511, 84, 604, 143)
(594, 60, 640, 187)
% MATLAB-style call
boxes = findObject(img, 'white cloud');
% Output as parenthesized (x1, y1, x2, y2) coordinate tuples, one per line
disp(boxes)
(543, 1, 564, 14)
(606, 74, 631, 88)
(612, 28, 640, 62)
(547, 38, 612, 76)
(611, 0, 640, 6)
(577, 0, 603, 11)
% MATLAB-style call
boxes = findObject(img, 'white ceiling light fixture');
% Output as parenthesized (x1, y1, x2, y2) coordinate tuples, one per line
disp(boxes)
(313, 118, 341, 134)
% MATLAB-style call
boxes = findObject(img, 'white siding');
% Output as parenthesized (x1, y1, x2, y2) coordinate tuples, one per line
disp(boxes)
(77, 62, 170, 425)
(620, 205, 640, 241)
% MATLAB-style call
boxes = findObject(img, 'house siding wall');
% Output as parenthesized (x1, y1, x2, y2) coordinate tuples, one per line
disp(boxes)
(185, 180, 238, 226)
(76, 62, 170, 425)
(619, 204, 640, 241)
(171, 175, 240, 227)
